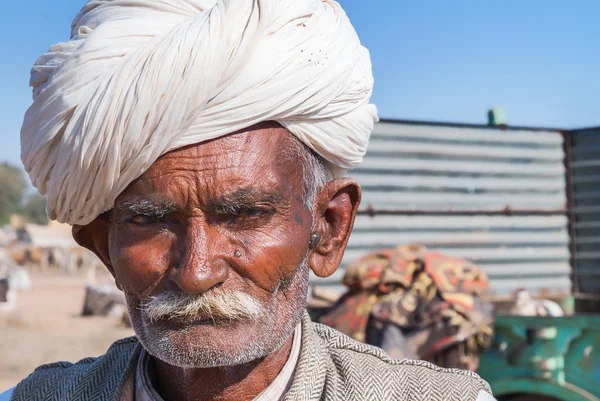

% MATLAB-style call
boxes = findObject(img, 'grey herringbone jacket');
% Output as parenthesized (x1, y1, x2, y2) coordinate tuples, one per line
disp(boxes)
(11, 314, 492, 400)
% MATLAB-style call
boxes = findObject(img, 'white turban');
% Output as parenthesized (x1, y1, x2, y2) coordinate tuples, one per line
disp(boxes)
(21, 0, 377, 225)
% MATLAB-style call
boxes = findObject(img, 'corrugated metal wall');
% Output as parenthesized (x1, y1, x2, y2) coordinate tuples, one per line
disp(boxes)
(311, 121, 571, 297)
(569, 128, 600, 295)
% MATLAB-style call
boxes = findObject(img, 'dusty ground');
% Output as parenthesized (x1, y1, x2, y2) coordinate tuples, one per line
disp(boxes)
(0, 271, 134, 392)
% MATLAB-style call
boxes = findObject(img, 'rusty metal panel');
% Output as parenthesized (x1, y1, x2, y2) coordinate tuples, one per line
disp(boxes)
(570, 128, 600, 295)
(310, 121, 570, 297)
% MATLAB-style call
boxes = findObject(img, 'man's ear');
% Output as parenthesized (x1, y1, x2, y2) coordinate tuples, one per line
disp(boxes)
(72, 212, 117, 281)
(309, 177, 361, 278)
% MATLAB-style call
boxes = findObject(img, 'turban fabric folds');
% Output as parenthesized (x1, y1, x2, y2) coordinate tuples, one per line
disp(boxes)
(21, 0, 378, 225)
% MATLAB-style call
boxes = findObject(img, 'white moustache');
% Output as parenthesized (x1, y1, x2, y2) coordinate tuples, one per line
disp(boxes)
(140, 290, 264, 323)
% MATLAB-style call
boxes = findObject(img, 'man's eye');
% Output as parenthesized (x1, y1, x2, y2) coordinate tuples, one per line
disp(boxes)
(236, 208, 266, 218)
(130, 215, 160, 225)
(215, 207, 273, 227)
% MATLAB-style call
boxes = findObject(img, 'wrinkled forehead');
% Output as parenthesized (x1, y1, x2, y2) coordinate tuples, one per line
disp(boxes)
(116, 125, 302, 204)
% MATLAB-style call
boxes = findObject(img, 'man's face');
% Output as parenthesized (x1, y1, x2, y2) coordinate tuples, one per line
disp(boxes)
(107, 125, 313, 368)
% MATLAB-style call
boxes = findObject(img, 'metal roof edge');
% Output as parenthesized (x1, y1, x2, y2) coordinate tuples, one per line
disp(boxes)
(377, 117, 576, 133)
(569, 125, 600, 132)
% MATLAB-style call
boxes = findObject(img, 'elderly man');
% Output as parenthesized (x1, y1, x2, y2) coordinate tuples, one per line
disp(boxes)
(2, 0, 495, 400)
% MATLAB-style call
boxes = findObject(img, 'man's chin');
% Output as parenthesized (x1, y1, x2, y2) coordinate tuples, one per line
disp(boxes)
(139, 318, 274, 368)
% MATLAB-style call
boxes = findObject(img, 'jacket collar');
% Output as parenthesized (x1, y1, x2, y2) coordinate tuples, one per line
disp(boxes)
(283, 313, 332, 401)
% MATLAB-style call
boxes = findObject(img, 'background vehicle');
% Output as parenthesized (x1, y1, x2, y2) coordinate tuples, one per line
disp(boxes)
(481, 315, 600, 401)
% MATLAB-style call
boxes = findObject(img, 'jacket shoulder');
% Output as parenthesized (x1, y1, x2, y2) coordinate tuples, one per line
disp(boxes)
(11, 337, 139, 401)
(312, 322, 492, 400)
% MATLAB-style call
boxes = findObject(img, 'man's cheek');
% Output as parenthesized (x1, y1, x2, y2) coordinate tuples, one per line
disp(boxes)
(240, 244, 303, 291)
(111, 243, 172, 295)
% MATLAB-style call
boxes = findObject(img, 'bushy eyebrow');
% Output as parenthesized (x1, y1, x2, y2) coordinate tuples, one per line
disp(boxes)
(116, 198, 178, 217)
(206, 188, 288, 214)
(113, 188, 288, 219)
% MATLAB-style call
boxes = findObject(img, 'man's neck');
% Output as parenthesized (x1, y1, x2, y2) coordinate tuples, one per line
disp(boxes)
(153, 335, 294, 401)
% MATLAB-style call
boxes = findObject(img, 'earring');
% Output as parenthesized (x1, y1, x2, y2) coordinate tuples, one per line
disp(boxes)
(309, 232, 322, 249)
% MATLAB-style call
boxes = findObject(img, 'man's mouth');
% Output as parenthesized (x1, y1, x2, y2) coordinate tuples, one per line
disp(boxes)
(146, 311, 246, 327)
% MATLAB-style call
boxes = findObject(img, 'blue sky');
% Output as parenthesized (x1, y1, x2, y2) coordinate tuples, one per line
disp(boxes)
(1, 1, 599, 168)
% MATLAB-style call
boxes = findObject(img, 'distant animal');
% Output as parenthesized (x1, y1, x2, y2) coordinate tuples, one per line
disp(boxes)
(0, 267, 32, 311)
(7, 267, 32, 293)
(8, 245, 42, 266)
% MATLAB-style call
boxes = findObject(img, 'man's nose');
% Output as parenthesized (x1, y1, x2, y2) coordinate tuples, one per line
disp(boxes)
(169, 222, 229, 294)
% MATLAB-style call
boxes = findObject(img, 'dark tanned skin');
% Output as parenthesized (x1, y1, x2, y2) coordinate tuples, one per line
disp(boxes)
(72, 122, 361, 401)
